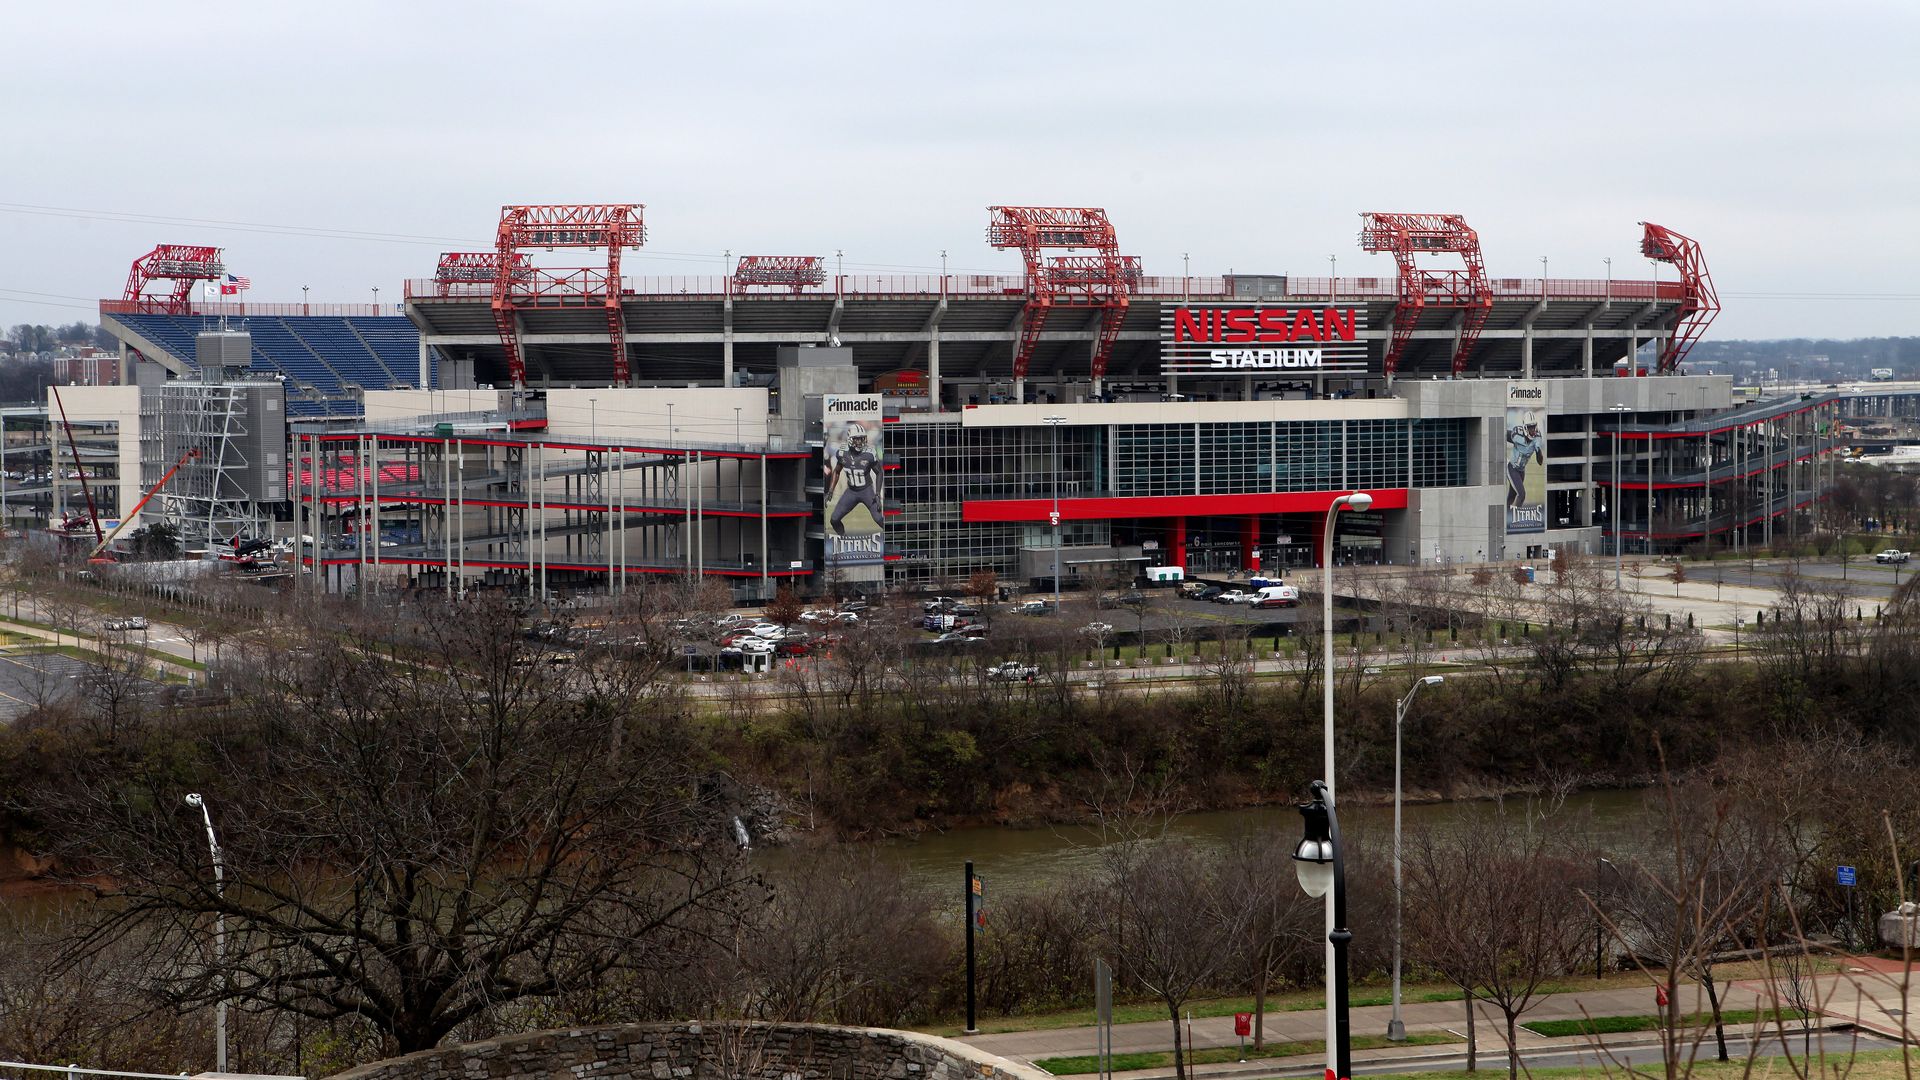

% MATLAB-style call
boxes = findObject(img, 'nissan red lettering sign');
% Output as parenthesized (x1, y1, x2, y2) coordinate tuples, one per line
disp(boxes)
(1161, 305, 1369, 374)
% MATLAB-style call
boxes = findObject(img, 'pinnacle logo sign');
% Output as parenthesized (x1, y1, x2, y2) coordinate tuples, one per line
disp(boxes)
(1160, 305, 1369, 374)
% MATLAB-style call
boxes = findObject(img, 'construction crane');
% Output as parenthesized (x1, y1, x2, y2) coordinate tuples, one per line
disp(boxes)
(123, 244, 226, 315)
(732, 255, 826, 293)
(986, 206, 1137, 383)
(1357, 213, 1494, 376)
(491, 204, 647, 387)
(49, 385, 104, 549)
(1639, 222, 1719, 372)
(88, 448, 200, 560)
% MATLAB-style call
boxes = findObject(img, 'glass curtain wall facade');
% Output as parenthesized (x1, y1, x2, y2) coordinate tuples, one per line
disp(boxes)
(887, 417, 1474, 585)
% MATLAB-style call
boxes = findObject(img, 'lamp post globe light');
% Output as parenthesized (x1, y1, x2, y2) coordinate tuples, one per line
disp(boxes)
(185, 793, 227, 1073)
(1316, 490, 1369, 1074)
(1388, 675, 1444, 1042)
(1294, 780, 1350, 1080)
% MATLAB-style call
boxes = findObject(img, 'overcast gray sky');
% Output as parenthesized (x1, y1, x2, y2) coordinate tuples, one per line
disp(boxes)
(2, 0, 1914, 339)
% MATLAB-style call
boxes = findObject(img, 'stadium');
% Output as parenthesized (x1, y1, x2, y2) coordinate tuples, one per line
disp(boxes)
(30, 204, 1843, 599)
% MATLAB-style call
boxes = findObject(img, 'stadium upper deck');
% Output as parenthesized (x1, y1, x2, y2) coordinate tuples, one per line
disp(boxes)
(404, 273, 1691, 393)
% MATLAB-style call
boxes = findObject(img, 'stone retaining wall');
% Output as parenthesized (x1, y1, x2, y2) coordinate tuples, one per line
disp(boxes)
(326, 1021, 1051, 1080)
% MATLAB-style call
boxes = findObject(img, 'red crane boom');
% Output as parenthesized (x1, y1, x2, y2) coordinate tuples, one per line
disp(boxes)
(1357, 213, 1493, 376)
(490, 204, 647, 387)
(985, 206, 1136, 382)
(122, 244, 226, 315)
(1639, 222, 1719, 372)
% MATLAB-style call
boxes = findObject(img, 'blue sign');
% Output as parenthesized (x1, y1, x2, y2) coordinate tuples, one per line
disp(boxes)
(1837, 865, 1858, 887)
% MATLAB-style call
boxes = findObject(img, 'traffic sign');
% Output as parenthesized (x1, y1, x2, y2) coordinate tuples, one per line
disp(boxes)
(1837, 865, 1857, 887)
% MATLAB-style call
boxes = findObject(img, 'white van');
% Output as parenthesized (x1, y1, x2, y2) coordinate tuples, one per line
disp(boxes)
(1252, 584, 1300, 608)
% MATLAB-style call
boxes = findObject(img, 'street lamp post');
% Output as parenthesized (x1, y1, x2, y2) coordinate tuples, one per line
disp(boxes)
(185, 793, 227, 1073)
(1294, 781, 1350, 1080)
(1043, 416, 1067, 613)
(1328, 255, 1337, 305)
(589, 397, 597, 441)
(1603, 258, 1612, 307)
(1594, 857, 1617, 978)
(1540, 255, 1548, 299)
(1318, 490, 1369, 1073)
(1388, 675, 1445, 1041)
(1610, 405, 1631, 588)
(372, 286, 380, 311)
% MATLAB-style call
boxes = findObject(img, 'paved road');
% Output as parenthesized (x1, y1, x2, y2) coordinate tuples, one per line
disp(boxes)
(1345, 1029, 1904, 1077)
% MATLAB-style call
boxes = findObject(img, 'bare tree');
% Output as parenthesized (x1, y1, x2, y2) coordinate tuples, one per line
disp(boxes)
(1404, 807, 1590, 1078)
(1099, 840, 1254, 1080)
(1217, 830, 1318, 1049)
(31, 596, 757, 1055)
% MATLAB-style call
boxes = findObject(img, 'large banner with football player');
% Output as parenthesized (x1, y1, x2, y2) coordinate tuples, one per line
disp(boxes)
(1503, 381, 1547, 534)
(822, 394, 885, 566)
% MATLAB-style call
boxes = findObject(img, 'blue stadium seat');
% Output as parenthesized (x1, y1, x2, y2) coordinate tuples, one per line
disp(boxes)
(111, 314, 442, 418)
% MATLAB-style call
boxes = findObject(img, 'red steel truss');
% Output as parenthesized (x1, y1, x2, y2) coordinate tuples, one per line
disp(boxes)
(985, 206, 1135, 381)
(122, 244, 225, 315)
(1357, 213, 1493, 376)
(435, 251, 531, 292)
(1639, 222, 1719, 373)
(732, 255, 826, 293)
(491, 204, 646, 386)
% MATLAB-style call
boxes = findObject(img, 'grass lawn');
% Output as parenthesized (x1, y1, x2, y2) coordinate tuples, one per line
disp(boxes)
(1366, 1048, 1915, 1080)
(1525, 1008, 1808, 1038)
(1035, 1032, 1458, 1075)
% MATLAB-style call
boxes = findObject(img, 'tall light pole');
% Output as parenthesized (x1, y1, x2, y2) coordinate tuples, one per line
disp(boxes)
(302, 284, 309, 316)
(1540, 255, 1548, 300)
(666, 402, 675, 446)
(1603, 257, 1612, 307)
(1328, 254, 1337, 305)
(371, 285, 380, 311)
(1319, 489, 1369, 1075)
(588, 397, 597, 441)
(1044, 415, 1067, 613)
(734, 406, 743, 445)
(184, 793, 226, 1073)
(1610, 405, 1631, 587)
(1388, 675, 1445, 1041)
(1294, 781, 1349, 1080)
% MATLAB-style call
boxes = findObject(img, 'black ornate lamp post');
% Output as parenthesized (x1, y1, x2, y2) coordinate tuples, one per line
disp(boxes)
(1295, 780, 1350, 1080)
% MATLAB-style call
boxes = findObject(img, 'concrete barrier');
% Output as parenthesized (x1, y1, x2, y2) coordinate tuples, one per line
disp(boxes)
(326, 1021, 1052, 1080)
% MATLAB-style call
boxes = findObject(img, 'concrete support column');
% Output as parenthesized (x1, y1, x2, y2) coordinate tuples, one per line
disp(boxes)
(722, 294, 735, 387)
(419, 336, 431, 387)
(928, 335, 941, 413)
(1242, 515, 1260, 571)
(1170, 517, 1187, 570)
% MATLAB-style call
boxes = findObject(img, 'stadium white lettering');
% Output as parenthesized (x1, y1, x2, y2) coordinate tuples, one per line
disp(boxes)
(1208, 348, 1325, 369)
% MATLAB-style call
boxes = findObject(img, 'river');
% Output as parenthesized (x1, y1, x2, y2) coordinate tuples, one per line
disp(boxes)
(834, 788, 1658, 897)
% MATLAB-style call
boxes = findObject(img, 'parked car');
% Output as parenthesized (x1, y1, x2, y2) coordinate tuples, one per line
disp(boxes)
(1098, 590, 1148, 609)
(1079, 621, 1115, 637)
(104, 615, 149, 631)
(932, 630, 986, 645)
(712, 613, 753, 629)
(837, 599, 870, 613)
(1876, 549, 1911, 564)
(986, 660, 1040, 682)
(741, 637, 778, 655)
(1193, 585, 1225, 601)
(1179, 581, 1212, 599)
(1213, 590, 1252, 604)
(1252, 594, 1295, 610)
(921, 596, 960, 613)
(774, 639, 811, 657)
(1013, 599, 1056, 616)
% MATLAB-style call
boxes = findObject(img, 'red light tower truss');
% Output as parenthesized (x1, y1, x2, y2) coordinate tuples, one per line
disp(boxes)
(435, 251, 531, 294)
(122, 244, 226, 315)
(1639, 222, 1719, 372)
(491, 204, 646, 387)
(732, 255, 826, 293)
(986, 206, 1136, 381)
(1357, 213, 1493, 376)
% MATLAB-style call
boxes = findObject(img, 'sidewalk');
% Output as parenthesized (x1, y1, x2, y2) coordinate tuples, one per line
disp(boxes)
(958, 975, 1894, 1080)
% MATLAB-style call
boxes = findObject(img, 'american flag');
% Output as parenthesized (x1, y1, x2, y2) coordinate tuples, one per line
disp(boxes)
(220, 273, 251, 295)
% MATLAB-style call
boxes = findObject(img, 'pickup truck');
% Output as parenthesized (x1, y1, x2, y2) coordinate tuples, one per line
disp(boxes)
(986, 660, 1040, 682)
(1875, 549, 1911, 564)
